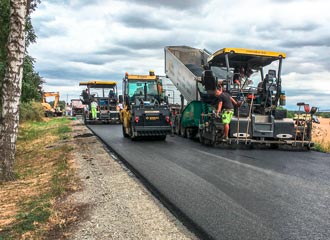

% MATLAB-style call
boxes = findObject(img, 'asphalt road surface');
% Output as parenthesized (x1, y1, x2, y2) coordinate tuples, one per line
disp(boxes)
(89, 124, 330, 240)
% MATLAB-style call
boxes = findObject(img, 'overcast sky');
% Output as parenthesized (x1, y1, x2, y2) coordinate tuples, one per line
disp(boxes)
(29, 0, 330, 110)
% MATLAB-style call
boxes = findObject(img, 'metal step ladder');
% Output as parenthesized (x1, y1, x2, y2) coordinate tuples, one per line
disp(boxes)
(252, 114, 274, 138)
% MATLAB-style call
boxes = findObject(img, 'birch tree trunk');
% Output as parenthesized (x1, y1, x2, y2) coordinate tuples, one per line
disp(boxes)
(0, 0, 27, 181)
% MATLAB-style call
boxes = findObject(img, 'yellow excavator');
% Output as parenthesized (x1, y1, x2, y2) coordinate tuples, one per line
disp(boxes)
(41, 92, 63, 117)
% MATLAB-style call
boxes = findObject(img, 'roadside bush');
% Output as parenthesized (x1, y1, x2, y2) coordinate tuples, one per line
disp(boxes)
(20, 101, 44, 122)
(287, 111, 295, 118)
(319, 112, 330, 118)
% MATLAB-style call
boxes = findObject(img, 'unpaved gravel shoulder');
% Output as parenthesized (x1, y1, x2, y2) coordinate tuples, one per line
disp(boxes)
(66, 121, 197, 239)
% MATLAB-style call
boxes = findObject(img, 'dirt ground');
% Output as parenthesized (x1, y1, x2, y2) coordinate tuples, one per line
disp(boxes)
(312, 117, 330, 150)
(61, 121, 196, 240)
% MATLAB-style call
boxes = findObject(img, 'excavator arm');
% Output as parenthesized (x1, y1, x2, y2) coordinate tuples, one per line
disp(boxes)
(42, 92, 60, 107)
(42, 92, 62, 116)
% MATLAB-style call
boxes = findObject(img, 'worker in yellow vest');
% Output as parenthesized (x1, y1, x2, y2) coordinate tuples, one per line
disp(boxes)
(91, 98, 98, 120)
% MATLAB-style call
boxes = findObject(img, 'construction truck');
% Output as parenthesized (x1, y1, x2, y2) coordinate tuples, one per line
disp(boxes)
(71, 99, 85, 116)
(79, 80, 120, 124)
(121, 71, 172, 140)
(165, 46, 318, 149)
(42, 92, 63, 117)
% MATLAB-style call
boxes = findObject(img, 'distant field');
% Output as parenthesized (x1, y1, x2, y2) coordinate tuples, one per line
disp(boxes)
(313, 117, 330, 152)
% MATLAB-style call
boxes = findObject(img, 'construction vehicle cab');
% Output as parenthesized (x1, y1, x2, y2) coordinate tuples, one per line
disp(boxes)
(41, 92, 63, 117)
(79, 80, 120, 124)
(165, 46, 317, 149)
(121, 71, 172, 140)
(207, 48, 286, 110)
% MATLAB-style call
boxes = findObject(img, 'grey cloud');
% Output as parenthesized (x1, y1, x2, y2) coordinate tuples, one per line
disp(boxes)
(269, 0, 301, 2)
(32, 15, 55, 23)
(50, 0, 98, 8)
(69, 56, 107, 66)
(45, 79, 79, 87)
(34, 23, 68, 38)
(120, 0, 206, 10)
(114, 30, 201, 51)
(287, 90, 329, 98)
(282, 62, 326, 75)
(281, 23, 320, 32)
(115, 38, 172, 50)
(254, 22, 321, 42)
(115, 14, 170, 30)
(42, 67, 123, 82)
(95, 47, 133, 56)
(261, 22, 320, 33)
(280, 37, 330, 48)
(68, 53, 132, 66)
(284, 90, 329, 110)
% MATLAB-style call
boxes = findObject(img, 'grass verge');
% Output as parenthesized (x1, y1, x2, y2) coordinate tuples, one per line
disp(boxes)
(313, 142, 330, 153)
(0, 117, 77, 240)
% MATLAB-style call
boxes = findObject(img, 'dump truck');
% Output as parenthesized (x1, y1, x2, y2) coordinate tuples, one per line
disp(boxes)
(79, 80, 120, 124)
(71, 99, 85, 116)
(121, 71, 172, 140)
(41, 92, 63, 117)
(165, 46, 317, 149)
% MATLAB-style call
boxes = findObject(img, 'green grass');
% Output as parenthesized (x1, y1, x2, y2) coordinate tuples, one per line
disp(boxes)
(0, 117, 74, 239)
(50, 145, 72, 196)
(14, 196, 51, 234)
(57, 124, 71, 140)
(0, 194, 52, 239)
(18, 118, 72, 142)
(16, 144, 73, 234)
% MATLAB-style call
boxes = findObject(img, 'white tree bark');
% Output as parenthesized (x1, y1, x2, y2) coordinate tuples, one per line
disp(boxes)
(0, 0, 27, 181)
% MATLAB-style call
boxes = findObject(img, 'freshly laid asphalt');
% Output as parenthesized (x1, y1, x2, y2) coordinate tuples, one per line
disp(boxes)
(89, 124, 330, 240)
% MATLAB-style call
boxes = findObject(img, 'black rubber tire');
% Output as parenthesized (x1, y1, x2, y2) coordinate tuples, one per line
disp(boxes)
(83, 113, 87, 125)
(210, 126, 217, 146)
(159, 135, 167, 141)
(130, 127, 136, 141)
(199, 129, 205, 144)
(122, 126, 129, 138)
(186, 129, 193, 139)
(180, 126, 187, 138)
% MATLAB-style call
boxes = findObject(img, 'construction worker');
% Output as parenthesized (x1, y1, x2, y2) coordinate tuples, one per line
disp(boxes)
(215, 87, 239, 140)
(65, 103, 72, 116)
(91, 98, 98, 120)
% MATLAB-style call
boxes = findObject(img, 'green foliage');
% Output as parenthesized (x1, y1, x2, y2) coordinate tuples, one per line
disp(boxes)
(58, 100, 66, 111)
(48, 100, 66, 111)
(25, 16, 36, 48)
(0, 0, 10, 90)
(318, 112, 330, 118)
(275, 106, 294, 119)
(287, 110, 295, 118)
(19, 101, 44, 122)
(0, 0, 43, 108)
(21, 55, 43, 103)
